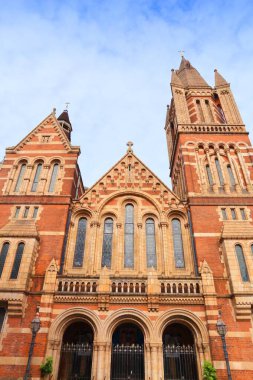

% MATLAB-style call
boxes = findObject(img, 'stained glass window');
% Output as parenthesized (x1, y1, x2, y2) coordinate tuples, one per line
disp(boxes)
(172, 218, 185, 268)
(73, 218, 87, 267)
(48, 163, 59, 193)
(206, 165, 213, 186)
(146, 218, 157, 268)
(31, 163, 42, 192)
(235, 244, 249, 282)
(124, 204, 134, 268)
(0, 243, 10, 278)
(215, 158, 224, 186)
(0, 307, 6, 332)
(227, 165, 236, 187)
(10, 243, 25, 279)
(14, 163, 26, 192)
(101, 218, 113, 268)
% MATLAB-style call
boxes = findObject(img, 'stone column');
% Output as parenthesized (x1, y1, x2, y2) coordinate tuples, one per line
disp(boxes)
(195, 148, 207, 193)
(145, 343, 152, 380)
(157, 343, 163, 380)
(215, 150, 229, 193)
(91, 343, 98, 378)
(150, 344, 159, 380)
(96, 343, 106, 380)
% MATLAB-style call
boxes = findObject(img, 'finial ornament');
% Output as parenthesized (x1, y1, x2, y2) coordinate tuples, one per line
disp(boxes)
(178, 50, 185, 58)
(127, 141, 133, 153)
(65, 102, 70, 110)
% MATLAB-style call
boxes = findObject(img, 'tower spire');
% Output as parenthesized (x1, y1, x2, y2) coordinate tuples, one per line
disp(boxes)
(57, 108, 72, 141)
(176, 56, 210, 89)
(214, 69, 230, 87)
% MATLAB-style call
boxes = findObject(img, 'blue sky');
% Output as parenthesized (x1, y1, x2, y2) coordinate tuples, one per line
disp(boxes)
(1, 0, 253, 187)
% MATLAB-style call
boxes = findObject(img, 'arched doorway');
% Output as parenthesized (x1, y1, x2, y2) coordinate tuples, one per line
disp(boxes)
(111, 323, 144, 380)
(58, 321, 93, 380)
(163, 323, 198, 380)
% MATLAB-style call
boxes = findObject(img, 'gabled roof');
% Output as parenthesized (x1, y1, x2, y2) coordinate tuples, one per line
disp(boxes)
(176, 56, 210, 89)
(6, 111, 79, 154)
(79, 146, 181, 209)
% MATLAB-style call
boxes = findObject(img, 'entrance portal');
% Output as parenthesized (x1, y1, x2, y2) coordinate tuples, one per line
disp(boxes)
(111, 323, 144, 380)
(163, 323, 198, 380)
(58, 321, 93, 380)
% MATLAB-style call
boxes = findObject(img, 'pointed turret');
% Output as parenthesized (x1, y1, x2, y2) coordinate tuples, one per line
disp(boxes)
(171, 69, 183, 87)
(57, 109, 72, 141)
(214, 69, 230, 88)
(176, 56, 210, 89)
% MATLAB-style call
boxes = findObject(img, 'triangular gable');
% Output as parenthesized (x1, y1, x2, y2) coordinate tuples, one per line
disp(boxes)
(79, 148, 181, 209)
(6, 112, 79, 154)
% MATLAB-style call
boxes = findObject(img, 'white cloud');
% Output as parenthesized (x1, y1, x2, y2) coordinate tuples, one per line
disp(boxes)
(0, 0, 253, 188)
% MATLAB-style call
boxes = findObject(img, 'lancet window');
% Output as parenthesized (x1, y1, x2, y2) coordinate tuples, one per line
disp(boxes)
(48, 163, 59, 192)
(10, 242, 25, 279)
(0, 243, 10, 278)
(124, 204, 134, 268)
(101, 218, 114, 268)
(14, 163, 26, 192)
(205, 165, 213, 187)
(146, 218, 157, 268)
(73, 218, 87, 267)
(227, 165, 236, 188)
(235, 244, 249, 282)
(172, 218, 185, 268)
(31, 163, 43, 192)
(215, 158, 224, 186)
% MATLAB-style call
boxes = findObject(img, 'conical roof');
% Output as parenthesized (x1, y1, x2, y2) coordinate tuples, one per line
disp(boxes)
(176, 56, 210, 89)
(214, 69, 229, 87)
(57, 109, 71, 126)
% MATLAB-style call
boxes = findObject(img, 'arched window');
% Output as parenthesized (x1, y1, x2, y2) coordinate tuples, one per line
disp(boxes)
(215, 158, 224, 186)
(146, 218, 157, 268)
(48, 163, 59, 192)
(217, 104, 226, 123)
(31, 163, 43, 192)
(124, 204, 134, 268)
(10, 243, 25, 279)
(101, 218, 113, 268)
(235, 244, 249, 282)
(251, 244, 253, 256)
(206, 165, 213, 186)
(73, 218, 87, 267)
(227, 165, 236, 187)
(172, 218, 185, 268)
(0, 243, 10, 277)
(14, 163, 26, 192)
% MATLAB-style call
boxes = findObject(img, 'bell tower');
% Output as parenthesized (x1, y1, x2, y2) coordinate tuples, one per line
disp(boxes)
(165, 56, 249, 199)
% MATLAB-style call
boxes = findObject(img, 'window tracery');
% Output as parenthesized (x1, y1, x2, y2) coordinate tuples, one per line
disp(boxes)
(172, 218, 185, 268)
(124, 204, 134, 268)
(101, 218, 113, 268)
(73, 218, 87, 267)
(10, 242, 25, 279)
(145, 218, 157, 268)
(235, 244, 249, 282)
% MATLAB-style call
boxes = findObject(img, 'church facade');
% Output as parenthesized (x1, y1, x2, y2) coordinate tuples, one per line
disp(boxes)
(0, 57, 253, 380)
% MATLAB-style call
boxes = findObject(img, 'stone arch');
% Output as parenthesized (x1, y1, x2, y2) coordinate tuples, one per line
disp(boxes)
(46, 308, 102, 379)
(47, 307, 102, 344)
(102, 308, 153, 342)
(154, 308, 209, 349)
